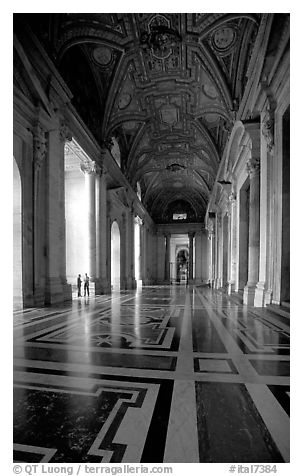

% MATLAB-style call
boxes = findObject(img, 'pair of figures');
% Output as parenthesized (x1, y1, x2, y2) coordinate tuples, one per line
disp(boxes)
(77, 273, 89, 297)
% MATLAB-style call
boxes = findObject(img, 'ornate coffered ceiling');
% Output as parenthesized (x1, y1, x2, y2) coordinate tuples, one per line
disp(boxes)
(23, 12, 260, 223)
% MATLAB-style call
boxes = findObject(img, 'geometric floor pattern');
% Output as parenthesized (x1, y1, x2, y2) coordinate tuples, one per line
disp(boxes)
(13, 285, 290, 463)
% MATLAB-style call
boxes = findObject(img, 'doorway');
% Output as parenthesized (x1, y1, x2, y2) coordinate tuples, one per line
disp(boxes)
(176, 248, 189, 284)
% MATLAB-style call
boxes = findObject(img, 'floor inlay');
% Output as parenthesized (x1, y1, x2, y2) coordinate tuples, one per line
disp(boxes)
(13, 285, 290, 463)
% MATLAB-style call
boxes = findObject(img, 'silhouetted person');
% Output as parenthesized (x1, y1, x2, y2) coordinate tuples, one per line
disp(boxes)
(77, 274, 82, 297)
(84, 273, 90, 296)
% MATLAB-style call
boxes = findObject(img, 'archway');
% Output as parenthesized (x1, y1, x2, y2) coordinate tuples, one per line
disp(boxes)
(111, 221, 120, 291)
(13, 157, 23, 309)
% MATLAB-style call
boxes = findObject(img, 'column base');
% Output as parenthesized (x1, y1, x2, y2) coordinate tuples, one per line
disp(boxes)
(94, 278, 111, 295)
(243, 283, 257, 306)
(264, 289, 273, 306)
(254, 282, 267, 307)
(61, 280, 72, 302)
(126, 277, 136, 290)
(33, 284, 45, 307)
(120, 278, 128, 291)
(45, 277, 65, 305)
(227, 281, 235, 295)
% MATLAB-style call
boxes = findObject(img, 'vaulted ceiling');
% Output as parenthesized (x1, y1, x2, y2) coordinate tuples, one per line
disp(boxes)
(22, 13, 261, 223)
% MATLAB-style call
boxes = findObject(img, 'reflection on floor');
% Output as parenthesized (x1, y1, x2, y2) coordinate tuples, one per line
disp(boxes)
(13, 286, 290, 463)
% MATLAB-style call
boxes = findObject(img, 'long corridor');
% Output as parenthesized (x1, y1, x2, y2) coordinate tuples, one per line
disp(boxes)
(13, 286, 290, 463)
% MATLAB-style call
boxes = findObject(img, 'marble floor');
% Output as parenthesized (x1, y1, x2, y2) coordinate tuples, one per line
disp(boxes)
(13, 285, 290, 463)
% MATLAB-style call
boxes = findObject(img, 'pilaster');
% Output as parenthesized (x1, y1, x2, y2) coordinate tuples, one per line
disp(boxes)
(243, 151, 260, 305)
(188, 232, 195, 284)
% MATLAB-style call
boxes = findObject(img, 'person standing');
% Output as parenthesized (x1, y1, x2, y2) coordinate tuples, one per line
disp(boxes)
(84, 273, 90, 297)
(77, 274, 82, 297)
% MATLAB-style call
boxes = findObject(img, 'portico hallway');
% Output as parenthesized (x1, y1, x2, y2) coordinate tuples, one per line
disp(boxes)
(13, 285, 289, 463)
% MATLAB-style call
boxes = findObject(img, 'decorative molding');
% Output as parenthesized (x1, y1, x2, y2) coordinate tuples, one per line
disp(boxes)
(261, 89, 276, 153)
(33, 123, 47, 171)
(228, 191, 236, 203)
(59, 121, 72, 143)
(247, 157, 260, 176)
(80, 160, 97, 174)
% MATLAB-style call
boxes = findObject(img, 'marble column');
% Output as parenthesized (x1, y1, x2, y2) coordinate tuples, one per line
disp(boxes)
(140, 221, 146, 285)
(121, 211, 128, 290)
(45, 122, 72, 304)
(95, 165, 109, 294)
(164, 233, 171, 283)
(194, 231, 202, 283)
(243, 157, 260, 305)
(215, 214, 222, 289)
(255, 111, 273, 306)
(127, 207, 136, 289)
(207, 215, 216, 288)
(32, 122, 47, 306)
(188, 232, 195, 283)
(228, 192, 237, 294)
(80, 162, 97, 283)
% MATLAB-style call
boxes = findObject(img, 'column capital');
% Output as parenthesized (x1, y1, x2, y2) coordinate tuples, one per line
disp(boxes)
(247, 157, 260, 176)
(228, 191, 237, 203)
(262, 108, 275, 153)
(80, 160, 97, 175)
(59, 121, 72, 143)
(33, 122, 47, 171)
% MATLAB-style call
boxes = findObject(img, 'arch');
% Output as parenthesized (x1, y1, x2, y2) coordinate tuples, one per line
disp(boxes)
(224, 120, 246, 178)
(111, 220, 121, 291)
(13, 156, 23, 309)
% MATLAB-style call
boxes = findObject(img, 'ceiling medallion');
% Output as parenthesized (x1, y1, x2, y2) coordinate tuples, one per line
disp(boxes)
(92, 46, 113, 67)
(140, 14, 181, 60)
(202, 83, 218, 100)
(212, 27, 237, 53)
(118, 93, 132, 110)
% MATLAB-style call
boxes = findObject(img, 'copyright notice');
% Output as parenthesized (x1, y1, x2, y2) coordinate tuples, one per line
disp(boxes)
(13, 465, 173, 475)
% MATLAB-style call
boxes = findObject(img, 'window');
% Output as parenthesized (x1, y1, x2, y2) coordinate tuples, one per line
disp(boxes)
(173, 213, 187, 220)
